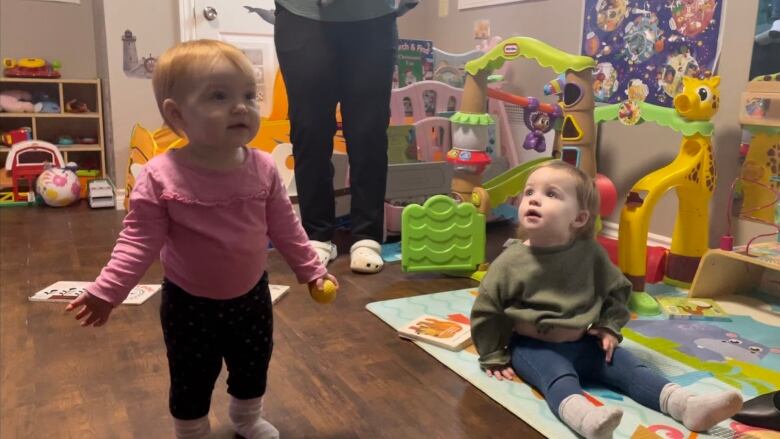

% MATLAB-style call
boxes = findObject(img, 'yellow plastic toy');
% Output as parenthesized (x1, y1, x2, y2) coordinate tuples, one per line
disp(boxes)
(309, 279, 337, 304)
(616, 76, 720, 314)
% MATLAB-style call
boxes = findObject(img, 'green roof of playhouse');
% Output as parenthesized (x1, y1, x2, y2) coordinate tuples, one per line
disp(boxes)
(465, 37, 596, 76)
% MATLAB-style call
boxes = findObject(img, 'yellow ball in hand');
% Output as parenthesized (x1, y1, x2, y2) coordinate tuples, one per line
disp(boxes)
(310, 279, 337, 304)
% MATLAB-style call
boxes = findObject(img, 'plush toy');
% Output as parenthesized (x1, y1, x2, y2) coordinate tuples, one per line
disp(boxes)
(65, 98, 90, 113)
(33, 93, 60, 113)
(0, 90, 34, 113)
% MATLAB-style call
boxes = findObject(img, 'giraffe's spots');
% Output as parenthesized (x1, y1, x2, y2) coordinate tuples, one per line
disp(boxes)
(689, 167, 699, 183)
(768, 144, 780, 177)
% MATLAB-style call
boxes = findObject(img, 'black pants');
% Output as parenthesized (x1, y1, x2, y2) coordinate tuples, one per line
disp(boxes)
(160, 273, 274, 420)
(274, 5, 397, 243)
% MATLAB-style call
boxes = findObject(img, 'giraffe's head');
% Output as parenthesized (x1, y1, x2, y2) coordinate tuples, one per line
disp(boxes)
(673, 76, 721, 121)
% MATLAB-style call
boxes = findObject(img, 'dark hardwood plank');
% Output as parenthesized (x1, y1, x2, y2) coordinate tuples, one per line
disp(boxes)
(0, 203, 543, 438)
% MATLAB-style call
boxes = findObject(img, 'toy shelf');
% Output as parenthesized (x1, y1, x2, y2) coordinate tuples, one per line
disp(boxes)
(0, 144, 101, 152)
(688, 242, 780, 297)
(0, 112, 99, 118)
(0, 78, 105, 176)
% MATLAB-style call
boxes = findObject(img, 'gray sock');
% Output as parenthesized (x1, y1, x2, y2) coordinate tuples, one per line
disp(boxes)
(173, 415, 210, 439)
(229, 396, 279, 439)
(660, 383, 743, 431)
(558, 394, 623, 439)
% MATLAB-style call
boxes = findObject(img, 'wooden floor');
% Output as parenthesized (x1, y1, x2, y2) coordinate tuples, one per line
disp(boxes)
(0, 202, 544, 439)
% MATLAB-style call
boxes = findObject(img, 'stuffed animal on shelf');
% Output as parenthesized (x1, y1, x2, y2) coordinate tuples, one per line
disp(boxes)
(0, 90, 34, 113)
(33, 93, 60, 113)
(64, 98, 90, 113)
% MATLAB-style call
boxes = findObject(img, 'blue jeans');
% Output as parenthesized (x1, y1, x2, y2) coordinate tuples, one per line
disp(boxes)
(510, 333, 669, 417)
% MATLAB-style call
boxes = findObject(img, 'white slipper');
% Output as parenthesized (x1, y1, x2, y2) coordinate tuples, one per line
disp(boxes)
(771, 19, 780, 39)
(350, 239, 384, 274)
(310, 240, 337, 266)
(756, 29, 775, 45)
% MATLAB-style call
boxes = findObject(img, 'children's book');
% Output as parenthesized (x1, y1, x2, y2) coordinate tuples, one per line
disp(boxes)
(398, 314, 472, 351)
(657, 297, 731, 321)
(269, 284, 290, 304)
(29, 281, 160, 305)
(30, 281, 291, 306)
(394, 39, 434, 88)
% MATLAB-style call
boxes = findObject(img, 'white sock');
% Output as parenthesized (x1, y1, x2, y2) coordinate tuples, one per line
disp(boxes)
(558, 394, 623, 439)
(173, 415, 210, 439)
(660, 383, 743, 431)
(229, 396, 279, 439)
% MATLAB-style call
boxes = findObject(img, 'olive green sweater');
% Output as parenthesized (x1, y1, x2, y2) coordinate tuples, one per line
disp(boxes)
(470, 239, 632, 369)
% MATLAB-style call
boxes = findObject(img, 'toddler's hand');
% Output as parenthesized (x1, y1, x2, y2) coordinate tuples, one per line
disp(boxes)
(65, 291, 113, 327)
(311, 273, 339, 291)
(308, 273, 339, 304)
(588, 327, 619, 363)
(485, 366, 515, 381)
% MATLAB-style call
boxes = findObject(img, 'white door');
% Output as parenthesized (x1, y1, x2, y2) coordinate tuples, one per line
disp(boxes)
(179, 0, 277, 117)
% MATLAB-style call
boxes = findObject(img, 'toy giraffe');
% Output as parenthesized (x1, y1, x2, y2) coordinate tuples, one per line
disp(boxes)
(618, 76, 720, 313)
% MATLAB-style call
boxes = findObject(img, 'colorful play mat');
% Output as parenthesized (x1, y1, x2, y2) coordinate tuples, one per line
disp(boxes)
(367, 284, 780, 438)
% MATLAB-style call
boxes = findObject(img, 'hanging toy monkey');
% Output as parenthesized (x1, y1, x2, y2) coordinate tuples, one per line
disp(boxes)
(522, 97, 561, 153)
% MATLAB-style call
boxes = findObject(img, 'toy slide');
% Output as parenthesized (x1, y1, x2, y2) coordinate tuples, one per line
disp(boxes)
(482, 157, 554, 207)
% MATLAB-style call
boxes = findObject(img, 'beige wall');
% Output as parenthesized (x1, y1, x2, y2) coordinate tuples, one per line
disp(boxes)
(397, 2, 428, 37)
(0, 0, 98, 79)
(410, 0, 764, 246)
(95, 0, 178, 190)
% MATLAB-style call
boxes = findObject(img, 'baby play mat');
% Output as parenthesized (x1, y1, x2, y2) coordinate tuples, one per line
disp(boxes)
(366, 284, 780, 438)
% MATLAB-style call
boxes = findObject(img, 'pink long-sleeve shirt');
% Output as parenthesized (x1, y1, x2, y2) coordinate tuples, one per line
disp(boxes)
(88, 147, 326, 306)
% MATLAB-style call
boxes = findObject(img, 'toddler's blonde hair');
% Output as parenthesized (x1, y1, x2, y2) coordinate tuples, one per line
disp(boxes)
(152, 39, 255, 130)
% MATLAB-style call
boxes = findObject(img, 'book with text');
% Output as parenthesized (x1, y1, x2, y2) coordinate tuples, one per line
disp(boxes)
(394, 39, 434, 88)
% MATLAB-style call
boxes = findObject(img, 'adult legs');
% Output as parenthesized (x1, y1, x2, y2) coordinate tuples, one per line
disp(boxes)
(336, 14, 397, 244)
(275, 6, 340, 242)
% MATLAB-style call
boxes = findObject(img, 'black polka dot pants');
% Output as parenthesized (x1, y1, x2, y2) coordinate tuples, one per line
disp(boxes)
(160, 272, 274, 420)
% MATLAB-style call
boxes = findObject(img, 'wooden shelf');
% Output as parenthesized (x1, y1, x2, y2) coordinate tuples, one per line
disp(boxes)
(0, 144, 101, 153)
(0, 112, 99, 118)
(0, 78, 105, 176)
(690, 246, 780, 298)
(0, 78, 98, 85)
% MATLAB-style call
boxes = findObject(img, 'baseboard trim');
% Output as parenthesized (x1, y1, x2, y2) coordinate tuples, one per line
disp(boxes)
(600, 220, 672, 248)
